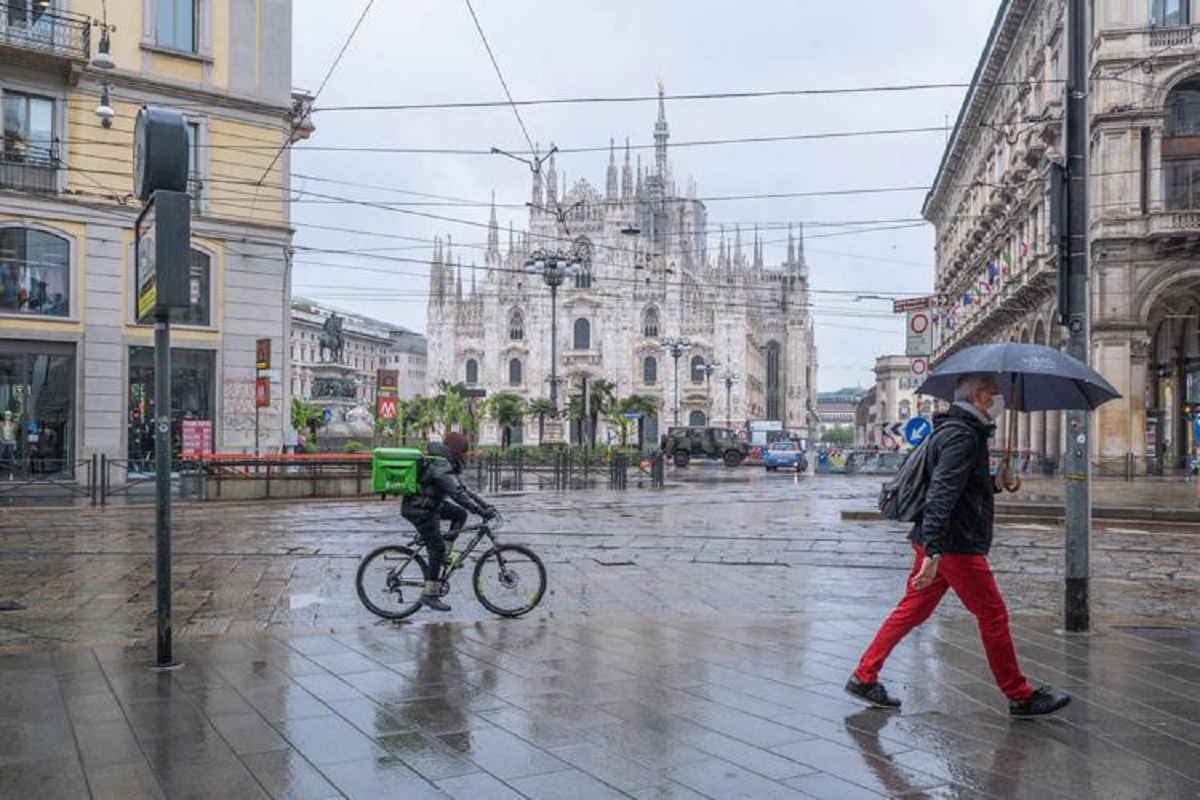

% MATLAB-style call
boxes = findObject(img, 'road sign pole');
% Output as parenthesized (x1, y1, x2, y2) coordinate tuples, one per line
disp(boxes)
(1063, 0, 1091, 632)
(153, 316, 174, 667)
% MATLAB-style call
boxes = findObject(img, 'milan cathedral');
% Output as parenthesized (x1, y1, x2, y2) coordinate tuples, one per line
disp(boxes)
(426, 89, 818, 445)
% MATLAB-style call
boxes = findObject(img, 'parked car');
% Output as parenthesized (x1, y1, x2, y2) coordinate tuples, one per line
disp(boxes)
(662, 426, 748, 468)
(763, 440, 809, 472)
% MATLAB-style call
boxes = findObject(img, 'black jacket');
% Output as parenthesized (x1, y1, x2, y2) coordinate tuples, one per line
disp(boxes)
(908, 404, 997, 557)
(401, 442, 493, 519)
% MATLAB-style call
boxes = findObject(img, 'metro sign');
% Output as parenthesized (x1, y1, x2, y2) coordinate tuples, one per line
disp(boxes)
(377, 396, 398, 420)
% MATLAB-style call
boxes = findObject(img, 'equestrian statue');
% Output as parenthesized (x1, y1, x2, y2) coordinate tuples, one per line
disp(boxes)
(318, 313, 345, 363)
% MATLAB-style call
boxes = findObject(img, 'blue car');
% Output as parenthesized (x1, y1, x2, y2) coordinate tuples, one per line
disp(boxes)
(763, 441, 809, 472)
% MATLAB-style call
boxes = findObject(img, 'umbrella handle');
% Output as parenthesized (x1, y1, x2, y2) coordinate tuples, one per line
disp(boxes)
(999, 408, 1022, 493)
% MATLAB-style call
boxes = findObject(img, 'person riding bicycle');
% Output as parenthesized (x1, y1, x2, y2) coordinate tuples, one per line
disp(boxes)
(402, 432, 497, 611)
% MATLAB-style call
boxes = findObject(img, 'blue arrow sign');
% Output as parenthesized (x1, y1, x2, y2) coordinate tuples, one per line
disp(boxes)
(904, 417, 932, 446)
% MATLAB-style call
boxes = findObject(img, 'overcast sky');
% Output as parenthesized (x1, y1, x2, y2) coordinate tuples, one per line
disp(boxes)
(289, 0, 1001, 391)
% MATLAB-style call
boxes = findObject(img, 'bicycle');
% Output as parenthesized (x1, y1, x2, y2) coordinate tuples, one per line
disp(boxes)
(355, 518, 547, 620)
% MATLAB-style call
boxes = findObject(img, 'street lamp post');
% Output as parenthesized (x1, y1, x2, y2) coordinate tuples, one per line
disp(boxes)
(659, 336, 693, 425)
(699, 360, 721, 423)
(720, 369, 741, 429)
(525, 250, 583, 416)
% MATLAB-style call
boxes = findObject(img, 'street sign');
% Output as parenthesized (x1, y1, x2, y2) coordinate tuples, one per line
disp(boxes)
(904, 417, 933, 446)
(621, 412, 641, 420)
(134, 190, 191, 323)
(255, 338, 271, 371)
(910, 357, 929, 377)
(462, 388, 487, 398)
(906, 310, 932, 356)
(255, 376, 270, 408)
(879, 421, 904, 439)
(893, 296, 933, 313)
(377, 396, 398, 420)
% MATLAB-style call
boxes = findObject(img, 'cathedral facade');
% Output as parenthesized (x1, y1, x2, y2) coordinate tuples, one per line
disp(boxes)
(426, 92, 818, 446)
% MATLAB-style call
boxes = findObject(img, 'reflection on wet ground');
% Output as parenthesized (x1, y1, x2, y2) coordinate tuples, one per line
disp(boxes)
(1, 473, 1199, 796)
(1, 614, 1198, 798)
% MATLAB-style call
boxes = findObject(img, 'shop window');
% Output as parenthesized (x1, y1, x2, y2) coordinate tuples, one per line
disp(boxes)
(509, 309, 524, 340)
(508, 357, 522, 386)
(465, 358, 478, 385)
(127, 347, 215, 465)
(0, 340, 76, 477)
(0, 227, 70, 317)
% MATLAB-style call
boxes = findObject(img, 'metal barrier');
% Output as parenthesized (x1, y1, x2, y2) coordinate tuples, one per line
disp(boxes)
(197, 454, 372, 500)
(0, 456, 96, 503)
(98, 455, 204, 505)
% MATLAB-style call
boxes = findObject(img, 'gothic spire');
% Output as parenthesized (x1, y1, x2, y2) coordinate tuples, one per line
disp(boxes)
(654, 80, 669, 179)
(606, 138, 618, 202)
(545, 146, 558, 206)
(621, 137, 633, 200)
(508, 221, 514, 255)
(430, 236, 443, 304)
(753, 225, 763, 269)
(455, 260, 463, 301)
(787, 223, 795, 264)
(487, 192, 499, 254)
(734, 225, 743, 266)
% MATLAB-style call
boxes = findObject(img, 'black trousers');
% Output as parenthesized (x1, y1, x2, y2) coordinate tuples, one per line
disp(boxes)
(402, 503, 467, 581)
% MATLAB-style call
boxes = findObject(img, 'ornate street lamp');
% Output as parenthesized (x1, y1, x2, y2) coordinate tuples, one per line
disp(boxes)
(659, 336, 693, 425)
(525, 248, 583, 415)
(720, 369, 741, 429)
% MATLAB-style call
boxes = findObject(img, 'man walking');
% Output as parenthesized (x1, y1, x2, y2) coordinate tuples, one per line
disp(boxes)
(846, 373, 1070, 717)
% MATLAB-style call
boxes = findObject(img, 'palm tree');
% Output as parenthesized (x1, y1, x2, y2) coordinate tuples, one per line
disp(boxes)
(488, 393, 526, 449)
(587, 378, 618, 447)
(527, 398, 553, 447)
(615, 394, 662, 450)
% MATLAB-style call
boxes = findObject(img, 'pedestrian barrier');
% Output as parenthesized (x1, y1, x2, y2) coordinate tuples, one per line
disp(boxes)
(0, 456, 96, 504)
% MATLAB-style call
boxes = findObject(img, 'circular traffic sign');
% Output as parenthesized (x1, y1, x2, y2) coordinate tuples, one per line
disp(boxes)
(911, 357, 929, 376)
(909, 311, 930, 334)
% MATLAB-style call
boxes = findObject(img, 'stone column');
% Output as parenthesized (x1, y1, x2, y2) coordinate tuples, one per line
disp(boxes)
(1093, 331, 1149, 470)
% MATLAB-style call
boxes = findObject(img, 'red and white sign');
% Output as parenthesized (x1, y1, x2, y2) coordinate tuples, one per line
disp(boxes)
(910, 357, 929, 377)
(255, 377, 270, 409)
(377, 396, 398, 420)
(181, 420, 213, 457)
(906, 310, 932, 357)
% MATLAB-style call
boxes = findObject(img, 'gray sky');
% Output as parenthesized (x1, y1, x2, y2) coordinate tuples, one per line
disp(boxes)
(289, 0, 1001, 390)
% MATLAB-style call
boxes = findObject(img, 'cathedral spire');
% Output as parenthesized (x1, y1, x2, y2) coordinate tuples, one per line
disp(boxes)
(734, 225, 743, 266)
(654, 80, 669, 179)
(753, 225, 763, 269)
(606, 138, 618, 202)
(430, 236, 443, 304)
(545, 146, 558, 206)
(621, 138, 633, 201)
(508, 221, 514, 255)
(455, 260, 463, 301)
(487, 192, 500, 255)
(787, 223, 795, 264)
(635, 154, 643, 198)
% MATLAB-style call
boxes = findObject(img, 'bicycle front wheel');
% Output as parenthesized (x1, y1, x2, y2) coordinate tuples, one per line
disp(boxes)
(356, 545, 427, 620)
(472, 544, 546, 617)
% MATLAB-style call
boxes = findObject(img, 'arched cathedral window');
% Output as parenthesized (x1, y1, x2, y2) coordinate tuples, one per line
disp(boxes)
(643, 307, 659, 338)
(509, 309, 524, 340)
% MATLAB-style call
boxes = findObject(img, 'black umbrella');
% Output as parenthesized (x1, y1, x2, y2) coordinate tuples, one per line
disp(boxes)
(916, 343, 1120, 411)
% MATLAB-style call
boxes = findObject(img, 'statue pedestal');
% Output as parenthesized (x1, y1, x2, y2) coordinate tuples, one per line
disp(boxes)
(310, 362, 372, 439)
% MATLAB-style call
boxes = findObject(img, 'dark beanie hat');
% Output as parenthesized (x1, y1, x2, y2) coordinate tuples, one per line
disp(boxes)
(443, 432, 470, 459)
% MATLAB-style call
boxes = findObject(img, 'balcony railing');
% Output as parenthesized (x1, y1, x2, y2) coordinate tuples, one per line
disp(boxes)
(0, 147, 58, 193)
(0, 4, 90, 62)
(1149, 25, 1195, 48)
(1149, 208, 1200, 235)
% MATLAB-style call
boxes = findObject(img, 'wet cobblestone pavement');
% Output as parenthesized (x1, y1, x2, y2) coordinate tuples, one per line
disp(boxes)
(1, 472, 1199, 797)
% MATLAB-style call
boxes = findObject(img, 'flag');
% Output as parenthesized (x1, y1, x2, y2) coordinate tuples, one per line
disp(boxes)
(987, 260, 999, 285)
(962, 293, 973, 306)
(1001, 250, 1013, 276)
(1020, 241, 1029, 259)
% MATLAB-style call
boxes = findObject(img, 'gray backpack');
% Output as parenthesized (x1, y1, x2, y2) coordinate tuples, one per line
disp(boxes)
(876, 420, 972, 522)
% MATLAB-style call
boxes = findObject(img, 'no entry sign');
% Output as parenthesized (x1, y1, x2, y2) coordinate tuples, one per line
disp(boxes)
(906, 310, 932, 357)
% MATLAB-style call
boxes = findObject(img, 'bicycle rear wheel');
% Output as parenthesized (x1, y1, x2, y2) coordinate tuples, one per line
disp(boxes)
(472, 544, 546, 617)
(356, 545, 427, 620)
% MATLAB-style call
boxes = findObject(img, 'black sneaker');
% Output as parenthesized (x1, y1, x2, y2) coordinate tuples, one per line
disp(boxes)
(844, 675, 901, 709)
(420, 595, 452, 612)
(1010, 687, 1071, 718)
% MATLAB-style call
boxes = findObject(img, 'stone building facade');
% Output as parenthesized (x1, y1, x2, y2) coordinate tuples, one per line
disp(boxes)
(855, 356, 921, 449)
(0, 0, 307, 472)
(426, 91, 819, 445)
(290, 299, 427, 406)
(925, 0, 1200, 473)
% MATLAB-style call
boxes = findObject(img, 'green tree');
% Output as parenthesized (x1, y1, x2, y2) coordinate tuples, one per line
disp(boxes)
(587, 378, 618, 447)
(527, 397, 553, 447)
(405, 396, 436, 442)
(613, 394, 661, 449)
(821, 426, 854, 446)
(487, 393, 526, 449)
(290, 398, 323, 443)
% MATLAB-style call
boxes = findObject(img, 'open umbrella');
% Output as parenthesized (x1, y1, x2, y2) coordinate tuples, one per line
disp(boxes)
(915, 343, 1120, 492)
(915, 343, 1120, 412)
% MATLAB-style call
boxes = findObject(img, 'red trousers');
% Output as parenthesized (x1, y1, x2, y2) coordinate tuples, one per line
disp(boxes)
(854, 543, 1034, 702)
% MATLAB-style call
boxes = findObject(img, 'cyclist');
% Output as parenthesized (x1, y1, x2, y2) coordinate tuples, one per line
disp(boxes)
(402, 432, 497, 611)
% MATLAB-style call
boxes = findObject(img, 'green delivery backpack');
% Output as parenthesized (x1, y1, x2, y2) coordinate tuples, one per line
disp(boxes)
(371, 448, 427, 497)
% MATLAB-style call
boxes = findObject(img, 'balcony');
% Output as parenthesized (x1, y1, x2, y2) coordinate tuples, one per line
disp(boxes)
(0, 148, 58, 194)
(1149, 208, 1200, 236)
(0, 5, 90, 63)
(1149, 25, 1195, 48)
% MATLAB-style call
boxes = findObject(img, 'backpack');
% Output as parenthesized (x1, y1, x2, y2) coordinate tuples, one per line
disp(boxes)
(371, 447, 428, 497)
(876, 420, 972, 522)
